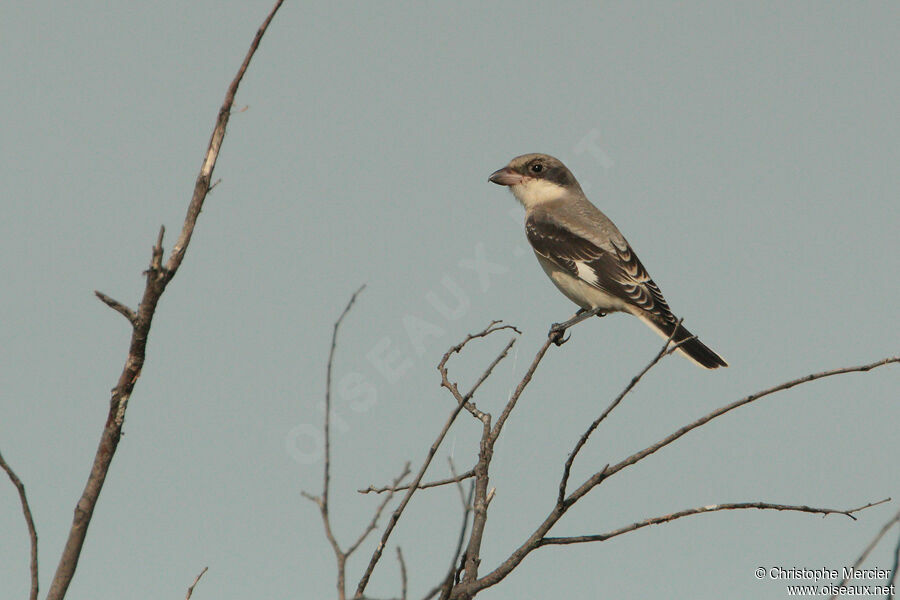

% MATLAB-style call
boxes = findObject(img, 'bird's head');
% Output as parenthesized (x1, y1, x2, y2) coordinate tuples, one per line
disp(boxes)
(488, 153, 581, 208)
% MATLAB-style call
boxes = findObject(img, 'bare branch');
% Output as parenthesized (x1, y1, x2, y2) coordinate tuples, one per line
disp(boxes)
(324, 284, 367, 528)
(429, 477, 474, 600)
(346, 464, 411, 557)
(558, 321, 686, 504)
(829, 507, 900, 599)
(397, 547, 408, 600)
(355, 393, 468, 598)
(93, 291, 136, 324)
(359, 469, 475, 495)
(163, 1, 284, 277)
(450, 356, 898, 599)
(185, 566, 208, 600)
(437, 321, 520, 423)
(490, 336, 554, 443)
(463, 338, 518, 403)
(448, 458, 470, 510)
(442, 460, 475, 600)
(538, 499, 890, 546)
(888, 531, 900, 599)
(44, 3, 286, 598)
(355, 323, 517, 599)
(302, 285, 368, 600)
(602, 356, 899, 483)
(0, 450, 38, 600)
(457, 336, 556, 586)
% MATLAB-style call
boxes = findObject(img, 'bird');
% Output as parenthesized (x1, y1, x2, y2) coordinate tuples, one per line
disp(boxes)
(488, 153, 727, 369)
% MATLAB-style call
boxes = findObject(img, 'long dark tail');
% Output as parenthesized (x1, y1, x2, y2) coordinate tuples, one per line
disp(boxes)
(640, 315, 728, 369)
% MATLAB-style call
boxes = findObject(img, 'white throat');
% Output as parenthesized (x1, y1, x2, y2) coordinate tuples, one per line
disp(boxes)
(511, 178, 567, 209)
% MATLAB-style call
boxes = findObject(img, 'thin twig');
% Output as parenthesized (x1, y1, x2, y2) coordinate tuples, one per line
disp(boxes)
(355, 323, 517, 599)
(600, 356, 900, 484)
(0, 450, 39, 600)
(347, 464, 411, 556)
(887, 530, 899, 599)
(537, 499, 890, 546)
(163, 2, 282, 277)
(426, 479, 474, 600)
(324, 285, 366, 537)
(829, 507, 900, 599)
(185, 566, 209, 600)
(490, 336, 553, 443)
(93, 291, 136, 324)
(354, 393, 468, 599)
(445, 460, 475, 599)
(463, 338, 518, 403)
(358, 469, 475, 495)
(397, 547, 408, 600)
(43, 5, 286, 598)
(450, 355, 898, 599)
(458, 336, 556, 586)
(558, 322, 686, 504)
(302, 285, 372, 600)
(437, 321, 520, 422)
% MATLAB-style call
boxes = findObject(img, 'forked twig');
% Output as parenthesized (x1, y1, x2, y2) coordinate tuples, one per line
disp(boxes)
(558, 321, 687, 504)
(449, 355, 897, 599)
(355, 322, 519, 599)
(46, 3, 286, 599)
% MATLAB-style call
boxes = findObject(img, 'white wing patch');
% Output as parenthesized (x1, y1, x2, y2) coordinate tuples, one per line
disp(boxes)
(574, 260, 599, 285)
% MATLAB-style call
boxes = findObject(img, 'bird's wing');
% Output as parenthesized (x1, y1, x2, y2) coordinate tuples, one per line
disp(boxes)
(525, 213, 677, 324)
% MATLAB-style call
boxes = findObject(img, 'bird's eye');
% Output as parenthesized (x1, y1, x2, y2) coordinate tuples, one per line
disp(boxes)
(530, 163, 543, 173)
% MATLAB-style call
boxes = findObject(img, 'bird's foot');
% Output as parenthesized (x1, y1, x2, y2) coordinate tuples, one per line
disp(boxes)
(548, 323, 570, 346)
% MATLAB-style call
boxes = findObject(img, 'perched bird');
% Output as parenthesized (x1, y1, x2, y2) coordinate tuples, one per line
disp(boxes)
(489, 153, 727, 369)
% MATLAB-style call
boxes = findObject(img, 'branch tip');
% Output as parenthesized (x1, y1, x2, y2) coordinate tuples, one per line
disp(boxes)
(185, 566, 209, 600)
(94, 291, 137, 324)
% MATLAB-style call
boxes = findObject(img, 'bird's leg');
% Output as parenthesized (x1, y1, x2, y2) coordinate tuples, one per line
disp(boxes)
(548, 307, 606, 346)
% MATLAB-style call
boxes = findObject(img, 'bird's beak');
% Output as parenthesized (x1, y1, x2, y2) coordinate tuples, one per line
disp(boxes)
(488, 166, 523, 186)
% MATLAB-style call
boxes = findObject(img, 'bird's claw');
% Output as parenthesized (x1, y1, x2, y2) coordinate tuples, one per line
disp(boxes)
(548, 323, 570, 346)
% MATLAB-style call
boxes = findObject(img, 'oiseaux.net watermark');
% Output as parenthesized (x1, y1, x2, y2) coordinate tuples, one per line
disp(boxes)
(755, 565, 895, 596)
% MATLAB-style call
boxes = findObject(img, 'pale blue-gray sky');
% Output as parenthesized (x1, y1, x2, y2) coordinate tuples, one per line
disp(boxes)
(2, 2, 898, 599)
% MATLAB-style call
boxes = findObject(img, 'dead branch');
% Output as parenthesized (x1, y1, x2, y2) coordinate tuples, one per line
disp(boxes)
(359, 469, 475, 495)
(0, 450, 38, 600)
(436, 461, 475, 600)
(447, 354, 898, 599)
(539, 499, 891, 546)
(93, 291, 136, 324)
(303, 286, 412, 600)
(458, 336, 555, 588)
(185, 566, 209, 600)
(888, 533, 900, 598)
(347, 464, 412, 557)
(829, 507, 900, 599)
(303, 462, 409, 600)
(437, 321, 520, 423)
(558, 320, 687, 504)
(355, 322, 519, 600)
(602, 356, 899, 483)
(324, 284, 367, 517)
(397, 548, 408, 600)
(43, 3, 286, 599)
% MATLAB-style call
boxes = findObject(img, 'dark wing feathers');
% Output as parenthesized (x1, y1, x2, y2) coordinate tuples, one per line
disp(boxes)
(525, 215, 677, 325)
